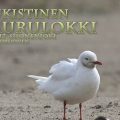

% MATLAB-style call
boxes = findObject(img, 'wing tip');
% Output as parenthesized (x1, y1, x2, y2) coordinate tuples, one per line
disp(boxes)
(27, 75, 33, 78)
(27, 75, 37, 79)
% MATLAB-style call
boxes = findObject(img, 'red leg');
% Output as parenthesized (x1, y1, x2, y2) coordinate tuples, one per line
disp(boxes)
(79, 103, 82, 120)
(63, 101, 67, 120)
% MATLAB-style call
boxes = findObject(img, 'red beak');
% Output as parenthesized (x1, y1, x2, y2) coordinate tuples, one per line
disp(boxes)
(93, 61, 102, 65)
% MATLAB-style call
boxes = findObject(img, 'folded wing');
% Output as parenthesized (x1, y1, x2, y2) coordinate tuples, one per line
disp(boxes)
(49, 58, 77, 80)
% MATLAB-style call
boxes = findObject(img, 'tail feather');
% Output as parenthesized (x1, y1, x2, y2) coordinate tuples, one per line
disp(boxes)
(27, 75, 47, 80)
(27, 75, 48, 87)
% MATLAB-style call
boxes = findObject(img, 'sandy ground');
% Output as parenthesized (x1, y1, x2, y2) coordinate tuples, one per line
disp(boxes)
(0, 90, 120, 120)
(0, 13, 120, 119)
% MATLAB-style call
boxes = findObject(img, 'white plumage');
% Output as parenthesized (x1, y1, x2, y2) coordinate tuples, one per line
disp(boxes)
(28, 51, 101, 104)
(28, 51, 102, 120)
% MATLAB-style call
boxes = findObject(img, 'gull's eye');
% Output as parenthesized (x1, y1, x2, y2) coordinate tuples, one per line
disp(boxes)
(85, 58, 89, 60)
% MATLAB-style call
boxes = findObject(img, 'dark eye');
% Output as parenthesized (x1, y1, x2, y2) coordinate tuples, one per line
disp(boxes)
(85, 58, 89, 60)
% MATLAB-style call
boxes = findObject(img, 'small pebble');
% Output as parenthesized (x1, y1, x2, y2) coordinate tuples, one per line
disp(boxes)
(94, 116, 110, 120)
(44, 105, 51, 108)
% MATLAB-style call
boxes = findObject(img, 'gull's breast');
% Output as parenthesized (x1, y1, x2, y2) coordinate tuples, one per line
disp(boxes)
(54, 68, 100, 104)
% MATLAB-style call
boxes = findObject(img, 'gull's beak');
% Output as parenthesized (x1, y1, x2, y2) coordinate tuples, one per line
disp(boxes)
(92, 61, 102, 65)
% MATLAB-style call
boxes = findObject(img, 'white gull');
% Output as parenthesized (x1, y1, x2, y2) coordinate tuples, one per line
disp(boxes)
(28, 51, 102, 120)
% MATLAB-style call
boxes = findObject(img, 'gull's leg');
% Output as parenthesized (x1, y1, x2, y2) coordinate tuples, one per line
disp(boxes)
(63, 101, 67, 120)
(79, 103, 82, 120)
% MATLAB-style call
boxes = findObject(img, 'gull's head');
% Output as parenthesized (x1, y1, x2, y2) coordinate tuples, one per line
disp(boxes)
(79, 51, 102, 69)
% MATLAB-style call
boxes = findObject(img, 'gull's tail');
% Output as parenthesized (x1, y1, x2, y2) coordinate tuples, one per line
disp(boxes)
(27, 75, 48, 87)
(28, 75, 47, 80)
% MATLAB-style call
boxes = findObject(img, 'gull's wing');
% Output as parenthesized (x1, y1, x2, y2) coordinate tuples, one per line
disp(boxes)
(67, 58, 78, 64)
(49, 58, 78, 80)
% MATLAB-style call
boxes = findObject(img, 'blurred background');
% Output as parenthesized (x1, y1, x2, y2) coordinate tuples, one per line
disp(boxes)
(0, 0, 120, 13)
(0, 0, 120, 97)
